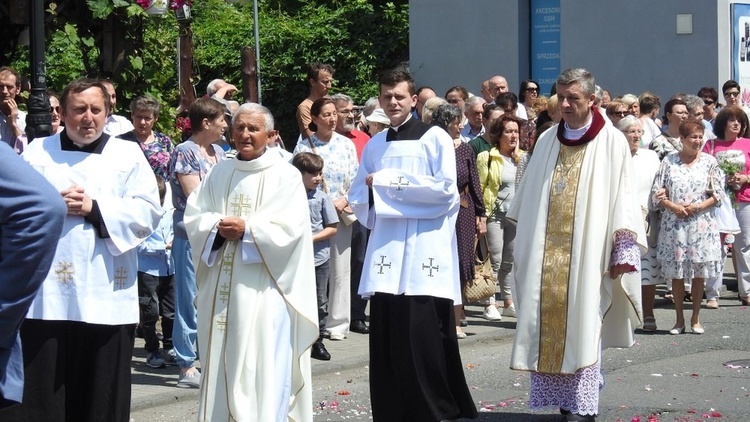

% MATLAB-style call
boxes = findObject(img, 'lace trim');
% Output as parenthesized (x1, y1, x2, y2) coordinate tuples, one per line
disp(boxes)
(529, 363, 604, 415)
(611, 230, 640, 272)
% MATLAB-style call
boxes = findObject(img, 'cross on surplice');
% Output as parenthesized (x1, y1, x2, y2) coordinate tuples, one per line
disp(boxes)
(390, 176, 410, 191)
(421, 258, 439, 277)
(56, 262, 75, 284)
(374, 255, 392, 274)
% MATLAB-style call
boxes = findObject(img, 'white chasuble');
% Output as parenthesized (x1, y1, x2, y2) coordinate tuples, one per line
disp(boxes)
(21, 134, 161, 324)
(349, 120, 461, 303)
(507, 122, 646, 375)
(185, 152, 318, 422)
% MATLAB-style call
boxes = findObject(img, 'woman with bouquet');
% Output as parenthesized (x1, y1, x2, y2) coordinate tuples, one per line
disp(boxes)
(652, 120, 723, 335)
(704, 106, 750, 306)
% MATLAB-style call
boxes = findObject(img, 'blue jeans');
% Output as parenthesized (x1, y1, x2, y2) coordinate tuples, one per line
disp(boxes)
(172, 236, 198, 369)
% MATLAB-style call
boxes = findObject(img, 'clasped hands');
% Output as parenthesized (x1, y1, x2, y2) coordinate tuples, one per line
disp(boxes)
(655, 188, 700, 219)
(217, 216, 245, 240)
(61, 185, 93, 216)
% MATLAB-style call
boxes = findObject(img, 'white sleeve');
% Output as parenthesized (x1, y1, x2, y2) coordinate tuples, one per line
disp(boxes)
(241, 223, 263, 264)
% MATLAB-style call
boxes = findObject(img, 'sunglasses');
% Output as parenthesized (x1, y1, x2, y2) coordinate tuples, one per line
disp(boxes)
(525, 87, 539, 93)
(725, 91, 740, 97)
(50, 106, 60, 113)
(703, 99, 715, 106)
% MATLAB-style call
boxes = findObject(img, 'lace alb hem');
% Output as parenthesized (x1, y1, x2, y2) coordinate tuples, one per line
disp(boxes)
(529, 363, 603, 415)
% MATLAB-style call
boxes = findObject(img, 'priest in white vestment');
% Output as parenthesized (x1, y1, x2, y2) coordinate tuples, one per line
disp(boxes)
(0, 79, 162, 422)
(185, 103, 318, 422)
(348, 70, 477, 421)
(506, 69, 646, 422)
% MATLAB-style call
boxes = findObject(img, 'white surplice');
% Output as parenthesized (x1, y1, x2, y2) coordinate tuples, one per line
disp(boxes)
(507, 123, 646, 374)
(185, 151, 318, 422)
(21, 135, 162, 325)
(348, 125, 461, 303)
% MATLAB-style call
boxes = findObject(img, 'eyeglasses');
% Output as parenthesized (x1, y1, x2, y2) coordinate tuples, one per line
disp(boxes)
(702, 99, 715, 105)
(525, 87, 539, 93)
(725, 91, 740, 97)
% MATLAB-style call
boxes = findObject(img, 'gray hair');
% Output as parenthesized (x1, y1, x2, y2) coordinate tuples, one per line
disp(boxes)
(232, 102, 274, 131)
(616, 115, 642, 133)
(362, 97, 379, 117)
(594, 85, 604, 101)
(330, 93, 353, 107)
(206, 79, 225, 96)
(129, 94, 162, 117)
(421, 97, 448, 123)
(556, 68, 595, 96)
(684, 94, 705, 112)
(464, 95, 486, 113)
(431, 104, 463, 131)
(620, 94, 639, 107)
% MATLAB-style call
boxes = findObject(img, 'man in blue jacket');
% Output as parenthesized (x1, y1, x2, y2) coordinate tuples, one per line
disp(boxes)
(0, 142, 65, 407)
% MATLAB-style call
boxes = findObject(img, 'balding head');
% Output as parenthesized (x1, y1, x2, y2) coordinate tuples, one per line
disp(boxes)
(488, 76, 508, 98)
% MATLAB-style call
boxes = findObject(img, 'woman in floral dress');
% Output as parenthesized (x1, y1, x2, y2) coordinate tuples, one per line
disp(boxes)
(651, 120, 723, 335)
(120, 95, 174, 181)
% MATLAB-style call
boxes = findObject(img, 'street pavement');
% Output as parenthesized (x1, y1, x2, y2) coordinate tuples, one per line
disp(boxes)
(130, 266, 750, 421)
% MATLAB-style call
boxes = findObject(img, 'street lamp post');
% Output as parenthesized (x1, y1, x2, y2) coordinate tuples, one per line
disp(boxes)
(25, 0, 51, 141)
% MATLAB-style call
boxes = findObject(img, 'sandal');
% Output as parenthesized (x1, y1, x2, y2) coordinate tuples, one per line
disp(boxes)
(642, 316, 657, 332)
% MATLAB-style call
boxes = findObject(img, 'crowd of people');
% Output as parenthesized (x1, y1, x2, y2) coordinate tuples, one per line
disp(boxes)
(0, 60, 749, 422)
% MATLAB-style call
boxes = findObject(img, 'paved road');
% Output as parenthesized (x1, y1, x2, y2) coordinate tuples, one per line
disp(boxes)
(130, 281, 750, 421)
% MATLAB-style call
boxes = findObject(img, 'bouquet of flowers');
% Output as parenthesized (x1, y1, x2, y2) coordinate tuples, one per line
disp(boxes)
(717, 158, 743, 209)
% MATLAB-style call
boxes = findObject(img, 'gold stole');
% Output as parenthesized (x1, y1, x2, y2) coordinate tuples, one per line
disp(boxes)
(537, 143, 587, 374)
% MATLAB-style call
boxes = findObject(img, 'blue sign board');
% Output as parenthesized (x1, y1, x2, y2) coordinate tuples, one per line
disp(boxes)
(530, 0, 561, 96)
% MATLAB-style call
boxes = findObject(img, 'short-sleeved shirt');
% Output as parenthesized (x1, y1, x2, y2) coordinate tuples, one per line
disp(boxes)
(120, 131, 174, 180)
(292, 133, 359, 201)
(308, 188, 339, 266)
(168, 140, 225, 237)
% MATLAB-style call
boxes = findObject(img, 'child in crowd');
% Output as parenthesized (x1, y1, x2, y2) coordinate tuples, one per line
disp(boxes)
(292, 152, 338, 361)
(137, 175, 176, 368)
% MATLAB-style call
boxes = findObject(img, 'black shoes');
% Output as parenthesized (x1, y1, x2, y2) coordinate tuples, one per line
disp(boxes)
(311, 338, 331, 361)
(560, 409, 596, 421)
(350, 319, 370, 334)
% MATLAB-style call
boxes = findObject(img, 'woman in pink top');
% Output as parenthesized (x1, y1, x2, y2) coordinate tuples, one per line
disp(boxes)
(704, 105, 750, 306)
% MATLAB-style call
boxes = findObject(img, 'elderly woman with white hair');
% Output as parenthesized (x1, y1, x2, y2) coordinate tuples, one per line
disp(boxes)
(432, 104, 486, 337)
(421, 96, 448, 124)
(621, 93, 640, 117)
(618, 115, 662, 331)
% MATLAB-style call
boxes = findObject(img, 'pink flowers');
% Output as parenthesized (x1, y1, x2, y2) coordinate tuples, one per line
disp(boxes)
(170, 0, 192, 10)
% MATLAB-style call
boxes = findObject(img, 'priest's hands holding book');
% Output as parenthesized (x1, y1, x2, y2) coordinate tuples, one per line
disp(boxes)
(61, 184, 93, 216)
(217, 216, 245, 240)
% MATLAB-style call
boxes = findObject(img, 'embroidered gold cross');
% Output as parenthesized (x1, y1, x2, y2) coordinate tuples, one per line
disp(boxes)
(55, 262, 75, 284)
(216, 314, 227, 333)
(230, 194, 253, 218)
(114, 267, 128, 289)
(219, 283, 230, 304)
(222, 251, 234, 275)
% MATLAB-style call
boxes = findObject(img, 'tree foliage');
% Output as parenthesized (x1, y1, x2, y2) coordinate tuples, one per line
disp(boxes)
(5, 0, 409, 143)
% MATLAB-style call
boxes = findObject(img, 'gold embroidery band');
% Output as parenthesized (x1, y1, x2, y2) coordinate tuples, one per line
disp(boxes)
(537, 143, 586, 374)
